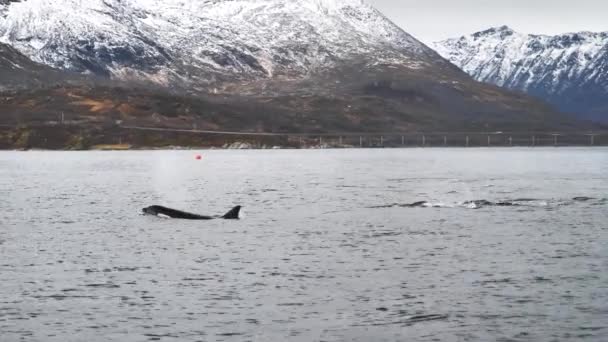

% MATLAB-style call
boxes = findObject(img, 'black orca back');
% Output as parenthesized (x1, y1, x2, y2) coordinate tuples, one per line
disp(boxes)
(143, 205, 241, 220)
(146, 206, 214, 220)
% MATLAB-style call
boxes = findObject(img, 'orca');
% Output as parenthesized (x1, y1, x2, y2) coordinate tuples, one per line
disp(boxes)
(142, 205, 241, 220)
(407, 201, 430, 208)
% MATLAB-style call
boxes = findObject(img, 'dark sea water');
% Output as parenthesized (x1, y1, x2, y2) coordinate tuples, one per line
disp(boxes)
(1, 148, 607, 342)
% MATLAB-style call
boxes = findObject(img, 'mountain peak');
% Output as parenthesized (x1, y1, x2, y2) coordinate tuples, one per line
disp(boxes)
(472, 25, 515, 39)
(434, 27, 608, 123)
(0, 0, 437, 85)
(496, 25, 514, 32)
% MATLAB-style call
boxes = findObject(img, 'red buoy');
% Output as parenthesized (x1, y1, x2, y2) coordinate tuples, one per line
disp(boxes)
(195, 154, 202, 160)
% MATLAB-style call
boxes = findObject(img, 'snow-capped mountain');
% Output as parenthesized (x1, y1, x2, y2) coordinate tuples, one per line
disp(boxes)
(0, 41, 74, 90)
(0, 0, 448, 88)
(434, 26, 608, 122)
(0, 1, 583, 138)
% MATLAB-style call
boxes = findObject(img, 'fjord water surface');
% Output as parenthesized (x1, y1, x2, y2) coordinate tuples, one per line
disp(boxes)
(1, 148, 607, 342)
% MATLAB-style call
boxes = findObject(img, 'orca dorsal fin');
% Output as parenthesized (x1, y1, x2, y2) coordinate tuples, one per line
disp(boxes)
(222, 206, 241, 219)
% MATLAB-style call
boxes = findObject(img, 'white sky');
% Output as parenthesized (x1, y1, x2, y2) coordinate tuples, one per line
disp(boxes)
(367, 0, 608, 44)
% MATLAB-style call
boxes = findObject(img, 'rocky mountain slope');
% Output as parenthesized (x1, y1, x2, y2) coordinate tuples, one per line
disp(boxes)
(0, 0, 448, 87)
(0, 1, 590, 149)
(0, 42, 75, 90)
(434, 26, 608, 123)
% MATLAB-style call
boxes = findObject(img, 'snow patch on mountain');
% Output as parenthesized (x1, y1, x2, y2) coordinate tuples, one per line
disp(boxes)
(0, 0, 440, 86)
(434, 26, 608, 121)
(434, 26, 608, 91)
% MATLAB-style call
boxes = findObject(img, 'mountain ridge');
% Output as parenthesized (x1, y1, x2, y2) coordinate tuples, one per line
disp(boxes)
(0, 0, 452, 88)
(434, 26, 608, 122)
(0, 1, 592, 149)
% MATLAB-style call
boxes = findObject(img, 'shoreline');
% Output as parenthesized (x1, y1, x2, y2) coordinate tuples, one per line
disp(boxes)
(3, 145, 608, 152)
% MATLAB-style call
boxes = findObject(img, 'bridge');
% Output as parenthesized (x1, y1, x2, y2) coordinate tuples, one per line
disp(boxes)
(119, 125, 608, 147)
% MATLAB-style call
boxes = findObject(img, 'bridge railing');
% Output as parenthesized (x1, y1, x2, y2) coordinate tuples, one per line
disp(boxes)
(119, 126, 608, 147)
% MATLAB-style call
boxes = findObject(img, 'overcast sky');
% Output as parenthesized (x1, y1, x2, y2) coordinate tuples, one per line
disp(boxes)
(367, 0, 608, 44)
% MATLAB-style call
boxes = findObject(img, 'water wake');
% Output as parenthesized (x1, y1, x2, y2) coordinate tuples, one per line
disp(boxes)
(371, 197, 606, 210)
